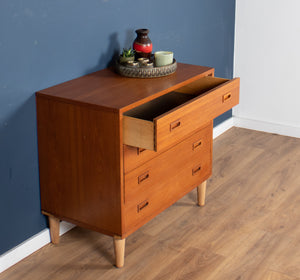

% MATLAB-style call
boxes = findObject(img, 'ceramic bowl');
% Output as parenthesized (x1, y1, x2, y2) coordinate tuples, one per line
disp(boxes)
(154, 51, 174, 67)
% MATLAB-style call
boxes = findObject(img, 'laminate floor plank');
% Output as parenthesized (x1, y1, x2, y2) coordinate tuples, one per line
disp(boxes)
(262, 270, 300, 280)
(152, 247, 225, 280)
(1, 128, 300, 280)
(139, 200, 193, 237)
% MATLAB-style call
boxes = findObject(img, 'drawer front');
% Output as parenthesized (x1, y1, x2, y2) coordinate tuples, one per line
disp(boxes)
(123, 122, 212, 174)
(124, 126, 212, 232)
(154, 77, 239, 151)
(123, 76, 239, 151)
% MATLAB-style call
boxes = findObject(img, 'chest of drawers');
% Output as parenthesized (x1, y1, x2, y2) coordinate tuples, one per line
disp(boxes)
(36, 63, 239, 267)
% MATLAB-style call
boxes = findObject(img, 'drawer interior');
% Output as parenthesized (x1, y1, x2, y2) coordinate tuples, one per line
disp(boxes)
(123, 76, 228, 121)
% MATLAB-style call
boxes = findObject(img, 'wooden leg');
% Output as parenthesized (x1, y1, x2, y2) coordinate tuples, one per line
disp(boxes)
(113, 235, 125, 268)
(197, 180, 207, 206)
(48, 215, 60, 244)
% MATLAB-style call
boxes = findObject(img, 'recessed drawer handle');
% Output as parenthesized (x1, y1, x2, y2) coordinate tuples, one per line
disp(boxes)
(170, 119, 181, 131)
(223, 92, 232, 103)
(192, 139, 202, 150)
(138, 171, 150, 184)
(137, 148, 146, 155)
(192, 165, 202, 175)
(137, 200, 149, 213)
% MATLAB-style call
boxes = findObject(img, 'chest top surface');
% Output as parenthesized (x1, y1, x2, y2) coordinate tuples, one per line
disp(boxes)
(37, 63, 214, 113)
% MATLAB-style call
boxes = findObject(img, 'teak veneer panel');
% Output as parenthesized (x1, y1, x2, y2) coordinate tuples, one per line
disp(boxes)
(123, 76, 239, 151)
(154, 77, 239, 151)
(124, 123, 212, 235)
(123, 122, 213, 174)
(36, 97, 123, 236)
(36, 62, 240, 267)
(37, 63, 214, 112)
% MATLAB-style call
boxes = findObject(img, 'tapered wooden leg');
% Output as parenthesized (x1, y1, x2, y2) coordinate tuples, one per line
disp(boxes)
(48, 215, 60, 244)
(113, 236, 125, 268)
(197, 180, 207, 206)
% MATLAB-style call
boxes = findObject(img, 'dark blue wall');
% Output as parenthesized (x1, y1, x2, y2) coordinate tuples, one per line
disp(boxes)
(0, 0, 235, 254)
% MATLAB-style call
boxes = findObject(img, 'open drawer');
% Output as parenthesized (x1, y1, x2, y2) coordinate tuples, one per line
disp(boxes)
(123, 76, 239, 151)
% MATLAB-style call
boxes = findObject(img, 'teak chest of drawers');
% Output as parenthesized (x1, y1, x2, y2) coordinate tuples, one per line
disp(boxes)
(36, 63, 239, 267)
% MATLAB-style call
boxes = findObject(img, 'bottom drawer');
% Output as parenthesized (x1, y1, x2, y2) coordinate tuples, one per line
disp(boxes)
(124, 123, 212, 233)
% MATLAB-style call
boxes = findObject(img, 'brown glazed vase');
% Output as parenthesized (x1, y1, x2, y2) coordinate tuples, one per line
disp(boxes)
(133, 29, 153, 59)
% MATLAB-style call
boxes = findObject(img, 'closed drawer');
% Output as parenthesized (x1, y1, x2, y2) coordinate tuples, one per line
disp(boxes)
(123, 76, 239, 151)
(124, 126, 212, 231)
(123, 122, 212, 174)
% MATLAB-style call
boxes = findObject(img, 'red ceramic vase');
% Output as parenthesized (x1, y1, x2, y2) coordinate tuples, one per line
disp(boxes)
(133, 29, 153, 59)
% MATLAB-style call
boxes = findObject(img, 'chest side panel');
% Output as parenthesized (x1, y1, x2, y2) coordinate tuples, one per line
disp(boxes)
(36, 96, 123, 236)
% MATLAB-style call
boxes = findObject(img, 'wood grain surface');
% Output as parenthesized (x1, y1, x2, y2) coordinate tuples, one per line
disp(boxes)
(37, 63, 214, 112)
(2, 127, 300, 280)
(123, 123, 212, 235)
(122, 76, 239, 151)
(36, 97, 123, 236)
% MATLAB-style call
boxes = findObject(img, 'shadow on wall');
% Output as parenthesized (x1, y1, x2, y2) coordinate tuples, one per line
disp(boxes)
(85, 32, 120, 74)
(0, 94, 47, 254)
(85, 29, 135, 74)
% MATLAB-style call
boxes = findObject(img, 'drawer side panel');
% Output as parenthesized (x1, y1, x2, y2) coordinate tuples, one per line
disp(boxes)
(123, 116, 154, 150)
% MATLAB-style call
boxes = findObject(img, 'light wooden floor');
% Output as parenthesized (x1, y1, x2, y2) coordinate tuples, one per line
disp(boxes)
(1, 127, 300, 280)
